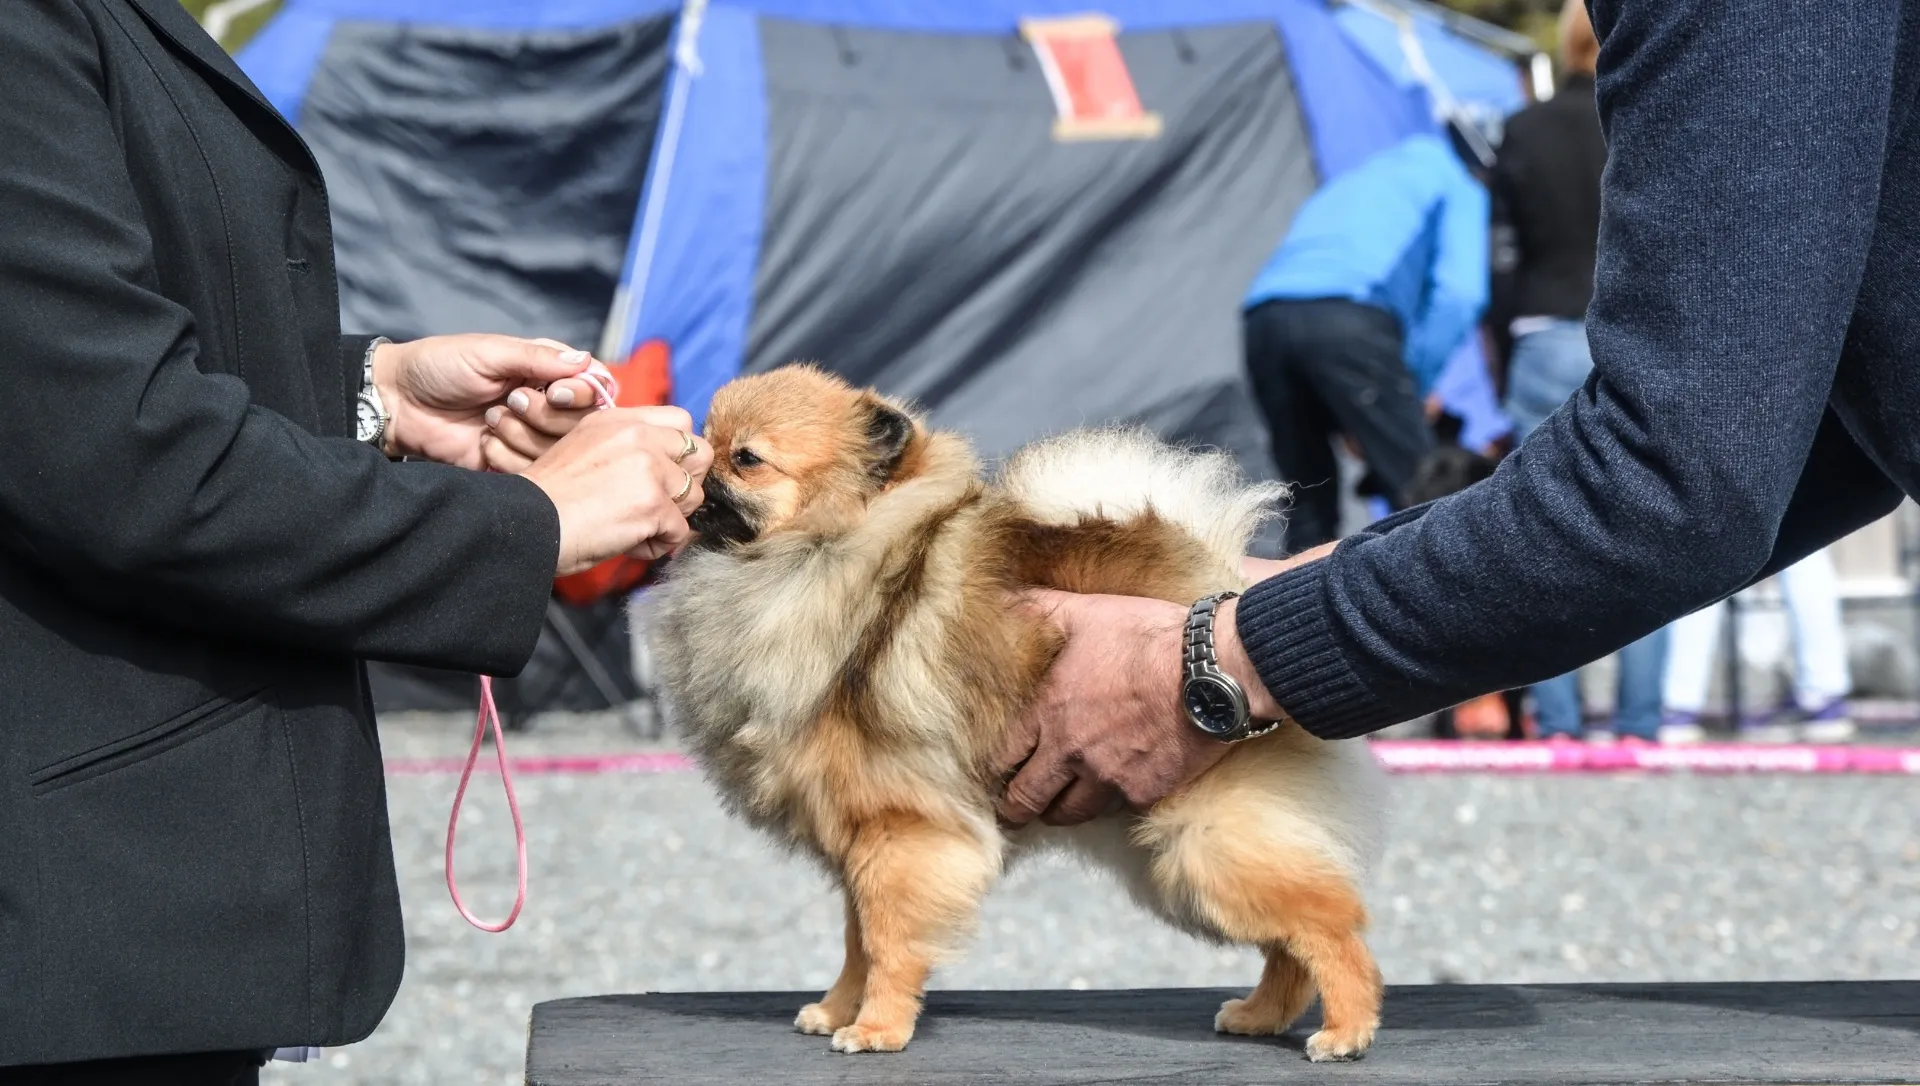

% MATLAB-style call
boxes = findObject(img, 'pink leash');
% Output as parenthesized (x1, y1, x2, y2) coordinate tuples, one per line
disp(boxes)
(445, 360, 621, 932)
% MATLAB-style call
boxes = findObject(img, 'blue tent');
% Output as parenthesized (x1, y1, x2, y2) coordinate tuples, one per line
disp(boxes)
(1333, 0, 1530, 141)
(239, 0, 1521, 483)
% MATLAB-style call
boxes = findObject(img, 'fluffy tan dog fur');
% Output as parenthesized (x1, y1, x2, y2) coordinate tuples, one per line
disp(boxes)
(648, 366, 1388, 1062)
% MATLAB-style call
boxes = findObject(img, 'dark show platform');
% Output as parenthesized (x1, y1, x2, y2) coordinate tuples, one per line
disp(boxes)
(526, 981, 1919, 1085)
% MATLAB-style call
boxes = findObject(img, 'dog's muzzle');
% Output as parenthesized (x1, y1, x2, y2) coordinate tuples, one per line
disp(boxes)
(687, 476, 757, 548)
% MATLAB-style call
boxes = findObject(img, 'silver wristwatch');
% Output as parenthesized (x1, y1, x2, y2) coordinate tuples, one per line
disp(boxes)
(355, 336, 392, 448)
(1181, 592, 1281, 743)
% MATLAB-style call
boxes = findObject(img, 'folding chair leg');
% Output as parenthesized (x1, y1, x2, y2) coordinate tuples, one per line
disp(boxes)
(545, 601, 656, 737)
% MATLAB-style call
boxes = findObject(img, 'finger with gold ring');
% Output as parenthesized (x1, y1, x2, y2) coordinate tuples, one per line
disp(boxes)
(673, 468, 695, 502)
(672, 430, 697, 464)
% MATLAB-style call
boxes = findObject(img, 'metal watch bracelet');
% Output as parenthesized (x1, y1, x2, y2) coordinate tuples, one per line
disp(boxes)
(359, 335, 394, 454)
(1184, 592, 1282, 742)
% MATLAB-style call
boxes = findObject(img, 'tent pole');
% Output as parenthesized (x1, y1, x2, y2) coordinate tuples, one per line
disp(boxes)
(598, 0, 710, 363)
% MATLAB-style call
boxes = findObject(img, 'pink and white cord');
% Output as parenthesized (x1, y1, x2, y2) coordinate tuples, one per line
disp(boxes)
(446, 360, 620, 932)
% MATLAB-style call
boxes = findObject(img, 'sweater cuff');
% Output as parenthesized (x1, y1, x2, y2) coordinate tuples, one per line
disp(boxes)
(1236, 556, 1401, 740)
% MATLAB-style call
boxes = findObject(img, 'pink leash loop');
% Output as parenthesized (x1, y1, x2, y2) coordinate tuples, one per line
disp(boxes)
(446, 676, 527, 932)
(445, 360, 621, 932)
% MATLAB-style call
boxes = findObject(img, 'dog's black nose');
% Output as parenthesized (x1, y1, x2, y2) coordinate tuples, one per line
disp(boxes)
(685, 476, 756, 547)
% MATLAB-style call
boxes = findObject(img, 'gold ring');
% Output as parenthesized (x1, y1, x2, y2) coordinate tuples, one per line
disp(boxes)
(672, 429, 697, 464)
(672, 468, 694, 502)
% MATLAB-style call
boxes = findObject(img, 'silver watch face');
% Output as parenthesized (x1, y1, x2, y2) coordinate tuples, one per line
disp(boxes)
(356, 395, 384, 444)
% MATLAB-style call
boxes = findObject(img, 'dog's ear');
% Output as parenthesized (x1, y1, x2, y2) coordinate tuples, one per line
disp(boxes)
(862, 397, 916, 484)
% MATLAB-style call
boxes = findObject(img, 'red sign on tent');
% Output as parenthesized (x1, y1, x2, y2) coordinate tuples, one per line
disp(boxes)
(1022, 14, 1163, 141)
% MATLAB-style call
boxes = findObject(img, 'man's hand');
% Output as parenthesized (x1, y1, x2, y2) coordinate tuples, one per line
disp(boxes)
(997, 546, 1332, 829)
(998, 590, 1251, 827)
(372, 334, 604, 467)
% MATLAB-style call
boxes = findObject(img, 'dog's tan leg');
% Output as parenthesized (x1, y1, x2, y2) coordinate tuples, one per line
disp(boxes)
(1215, 943, 1315, 1037)
(796, 893, 867, 1035)
(829, 814, 993, 1054)
(1163, 841, 1382, 1061)
(1287, 923, 1382, 1062)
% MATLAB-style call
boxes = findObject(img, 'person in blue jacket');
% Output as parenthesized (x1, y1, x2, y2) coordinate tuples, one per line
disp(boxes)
(1242, 130, 1490, 550)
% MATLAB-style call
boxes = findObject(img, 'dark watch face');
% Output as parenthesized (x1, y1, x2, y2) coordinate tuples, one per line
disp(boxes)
(1184, 676, 1245, 735)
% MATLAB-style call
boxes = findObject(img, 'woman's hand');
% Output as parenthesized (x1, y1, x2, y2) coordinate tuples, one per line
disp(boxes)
(480, 389, 698, 476)
(371, 334, 606, 468)
(521, 409, 713, 575)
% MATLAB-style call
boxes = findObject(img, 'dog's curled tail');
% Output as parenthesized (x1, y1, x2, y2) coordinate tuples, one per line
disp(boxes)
(996, 428, 1289, 566)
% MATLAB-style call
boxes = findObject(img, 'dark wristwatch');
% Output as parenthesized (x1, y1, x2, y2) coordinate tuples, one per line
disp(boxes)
(1181, 592, 1280, 743)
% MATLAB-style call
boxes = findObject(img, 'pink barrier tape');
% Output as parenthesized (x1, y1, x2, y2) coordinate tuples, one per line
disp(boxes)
(388, 752, 697, 776)
(387, 743, 1920, 777)
(1372, 741, 1920, 774)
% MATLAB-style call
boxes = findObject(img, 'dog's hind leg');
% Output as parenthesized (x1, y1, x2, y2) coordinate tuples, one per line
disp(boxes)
(1157, 838, 1382, 1061)
(828, 813, 994, 1054)
(1283, 918, 1381, 1061)
(1215, 943, 1315, 1037)
(795, 893, 867, 1035)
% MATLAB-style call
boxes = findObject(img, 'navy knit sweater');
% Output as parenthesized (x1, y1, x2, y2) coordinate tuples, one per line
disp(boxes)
(1239, 0, 1920, 739)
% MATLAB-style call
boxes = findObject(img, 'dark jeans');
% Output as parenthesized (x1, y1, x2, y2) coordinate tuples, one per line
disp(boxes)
(0, 1052, 263, 1086)
(1243, 298, 1434, 550)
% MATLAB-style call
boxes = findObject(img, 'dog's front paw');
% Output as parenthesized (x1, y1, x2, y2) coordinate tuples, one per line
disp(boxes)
(794, 1002, 854, 1035)
(1304, 1026, 1375, 1062)
(1214, 997, 1289, 1036)
(830, 1022, 913, 1053)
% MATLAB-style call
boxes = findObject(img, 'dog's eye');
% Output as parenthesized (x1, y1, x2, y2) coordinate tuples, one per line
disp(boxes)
(732, 448, 763, 469)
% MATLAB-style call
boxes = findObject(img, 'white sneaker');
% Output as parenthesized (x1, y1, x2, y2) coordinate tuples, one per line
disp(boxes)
(1799, 719, 1857, 743)
(1797, 699, 1856, 743)
(1738, 721, 1799, 744)
(1657, 721, 1706, 745)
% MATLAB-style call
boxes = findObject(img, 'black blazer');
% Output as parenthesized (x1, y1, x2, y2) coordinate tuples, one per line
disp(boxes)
(0, 0, 561, 1064)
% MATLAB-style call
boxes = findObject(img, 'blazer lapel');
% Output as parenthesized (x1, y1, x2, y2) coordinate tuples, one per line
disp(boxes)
(123, 0, 307, 140)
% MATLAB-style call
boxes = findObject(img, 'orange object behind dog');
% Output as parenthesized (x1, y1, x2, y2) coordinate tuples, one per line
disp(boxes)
(551, 339, 673, 606)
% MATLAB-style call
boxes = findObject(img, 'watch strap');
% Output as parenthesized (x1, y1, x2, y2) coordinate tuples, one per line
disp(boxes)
(1182, 591, 1239, 682)
(358, 336, 393, 449)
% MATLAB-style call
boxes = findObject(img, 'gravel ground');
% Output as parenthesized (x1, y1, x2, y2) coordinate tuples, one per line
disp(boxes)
(264, 713, 1920, 1086)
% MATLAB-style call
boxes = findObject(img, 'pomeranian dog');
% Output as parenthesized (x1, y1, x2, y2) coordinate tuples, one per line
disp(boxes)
(648, 366, 1387, 1062)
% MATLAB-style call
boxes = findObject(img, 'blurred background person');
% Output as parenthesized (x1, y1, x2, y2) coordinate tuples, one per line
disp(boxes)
(1485, 0, 1670, 743)
(1243, 130, 1489, 552)
(1662, 549, 1857, 743)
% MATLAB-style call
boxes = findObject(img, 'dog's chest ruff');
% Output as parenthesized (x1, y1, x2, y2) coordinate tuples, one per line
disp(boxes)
(649, 479, 988, 828)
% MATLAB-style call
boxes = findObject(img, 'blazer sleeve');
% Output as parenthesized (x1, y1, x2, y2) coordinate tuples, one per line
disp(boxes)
(0, 0, 558, 676)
